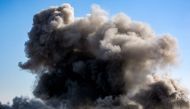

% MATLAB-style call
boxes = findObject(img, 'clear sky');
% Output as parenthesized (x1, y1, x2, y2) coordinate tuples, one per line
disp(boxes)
(0, 0, 189, 103)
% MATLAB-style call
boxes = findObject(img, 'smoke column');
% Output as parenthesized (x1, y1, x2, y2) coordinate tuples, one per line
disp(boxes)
(1, 3, 190, 109)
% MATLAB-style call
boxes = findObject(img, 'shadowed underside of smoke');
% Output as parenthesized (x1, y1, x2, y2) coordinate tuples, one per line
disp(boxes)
(1, 3, 189, 109)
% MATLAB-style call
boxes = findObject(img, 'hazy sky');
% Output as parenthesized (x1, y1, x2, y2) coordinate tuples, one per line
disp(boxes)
(0, 0, 189, 103)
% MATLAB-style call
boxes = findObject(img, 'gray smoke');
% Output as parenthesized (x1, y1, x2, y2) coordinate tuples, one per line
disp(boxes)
(1, 3, 189, 109)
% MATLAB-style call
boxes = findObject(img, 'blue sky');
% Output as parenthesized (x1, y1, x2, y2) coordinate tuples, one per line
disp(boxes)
(0, 0, 189, 103)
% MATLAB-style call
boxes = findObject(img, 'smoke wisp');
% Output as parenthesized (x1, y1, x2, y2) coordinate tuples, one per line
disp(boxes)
(1, 3, 189, 109)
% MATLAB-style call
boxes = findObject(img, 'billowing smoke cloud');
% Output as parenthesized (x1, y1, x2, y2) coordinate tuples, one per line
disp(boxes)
(1, 3, 189, 109)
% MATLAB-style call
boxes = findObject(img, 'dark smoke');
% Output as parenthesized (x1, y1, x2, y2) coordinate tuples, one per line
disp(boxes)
(133, 75, 190, 109)
(1, 3, 190, 109)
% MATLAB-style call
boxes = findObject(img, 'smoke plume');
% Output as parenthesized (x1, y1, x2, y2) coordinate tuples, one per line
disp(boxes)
(1, 3, 189, 109)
